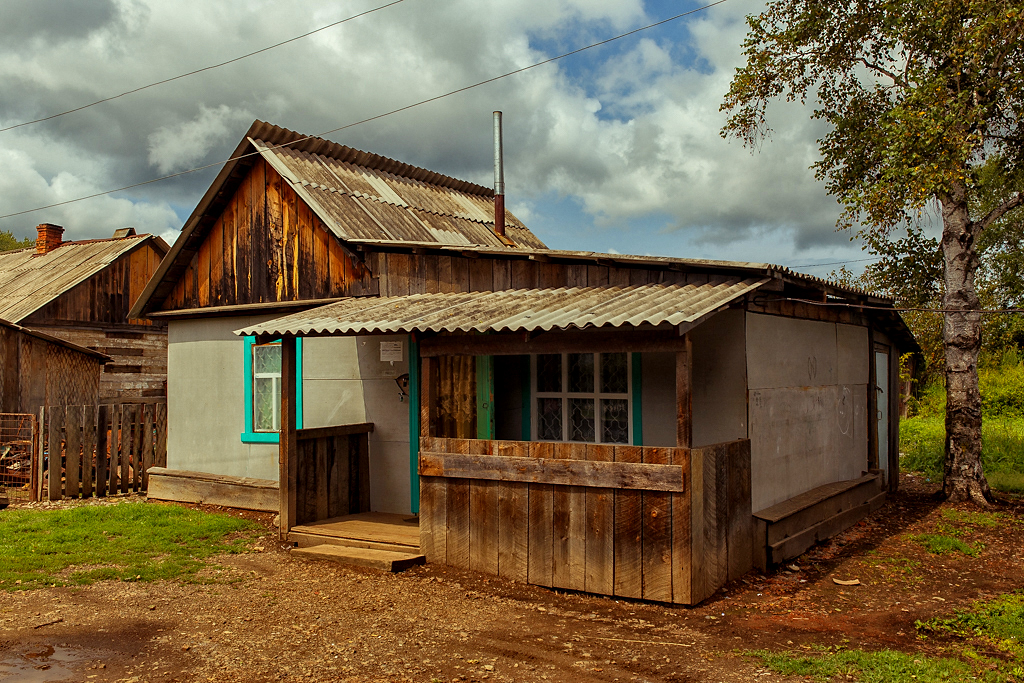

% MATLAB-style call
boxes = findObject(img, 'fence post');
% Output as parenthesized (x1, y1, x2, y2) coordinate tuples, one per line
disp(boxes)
(47, 406, 64, 501)
(142, 404, 154, 491)
(33, 408, 43, 502)
(96, 404, 108, 497)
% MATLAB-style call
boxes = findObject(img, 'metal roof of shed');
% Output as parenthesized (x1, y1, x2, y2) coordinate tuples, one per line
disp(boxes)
(0, 317, 111, 362)
(236, 277, 768, 337)
(0, 235, 158, 323)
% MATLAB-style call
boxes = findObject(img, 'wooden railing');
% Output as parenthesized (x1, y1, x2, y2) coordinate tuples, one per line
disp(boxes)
(292, 423, 373, 526)
(38, 403, 167, 501)
(418, 436, 751, 606)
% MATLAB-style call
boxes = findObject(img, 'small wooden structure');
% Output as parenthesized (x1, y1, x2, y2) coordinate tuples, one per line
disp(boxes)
(0, 224, 169, 401)
(0, 317, 109, 414)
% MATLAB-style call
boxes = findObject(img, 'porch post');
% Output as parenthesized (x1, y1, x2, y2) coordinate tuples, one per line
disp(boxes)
(279, 335, 298, 540)
(676, 334, 692, 449)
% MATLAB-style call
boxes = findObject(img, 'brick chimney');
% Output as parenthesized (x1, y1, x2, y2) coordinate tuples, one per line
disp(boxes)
(35, 223, 64, 255)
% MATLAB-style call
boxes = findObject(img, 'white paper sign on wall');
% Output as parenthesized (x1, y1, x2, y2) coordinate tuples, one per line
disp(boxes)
(380, 341, 403, 362)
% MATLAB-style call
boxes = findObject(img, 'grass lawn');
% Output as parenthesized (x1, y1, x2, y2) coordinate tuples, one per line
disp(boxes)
(0, 501, 260, 590)
(900, 416, 1024, 494)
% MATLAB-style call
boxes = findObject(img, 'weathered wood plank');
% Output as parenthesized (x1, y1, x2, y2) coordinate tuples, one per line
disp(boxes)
(726, 440, 752, 582)
(689, 443, 706, 603)
(613, 445, 643, 599)
(148, 467, 278, 511)
(142, 404, 154, 490)
(419, 436, 448, 562)
(642, 447, 673, 602)
(95, 404, 108, 497)
(671, 447, 692, 605)
(154, 402, 167, 468)
(47, 407, 64, 501)
(65, 405, 81, 499)
(108, 405, 120, 495)
(445, 438, 471, 569)
(418, 452, 686, 491)
(495, 441, 528, 582)
(469, 446, 499, 577)
(297, 423, 374, 440)
(585, 443, 614, 596)
(82, 404, 95, 498)
(132, 404, 144, 492)
(280, 337, 299, 537)
(527, 441, 554, 587)
(119, 405, 131, 494)
(566, 443, 588, 591)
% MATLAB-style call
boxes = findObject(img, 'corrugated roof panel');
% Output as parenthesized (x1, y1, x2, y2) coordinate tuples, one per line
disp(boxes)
(0, 236, 152, 322)
(236, 278, 769, 338)
(355, 196, 438, 243)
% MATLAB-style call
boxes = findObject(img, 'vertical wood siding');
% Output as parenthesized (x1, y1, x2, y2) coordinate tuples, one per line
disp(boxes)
(161, 158, 375, 310)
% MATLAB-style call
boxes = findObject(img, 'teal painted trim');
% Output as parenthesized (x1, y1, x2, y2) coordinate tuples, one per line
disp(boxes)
(631, 352, 643, 446)
(520, 355, 531, 441)
(476, 355, 494, 440)
(240, 335, 303, 444)
(408, 337, 420, 515)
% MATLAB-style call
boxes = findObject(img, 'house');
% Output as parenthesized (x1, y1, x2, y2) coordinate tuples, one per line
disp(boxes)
(133, 120, 916, 604)
(0, 225, 170, 402)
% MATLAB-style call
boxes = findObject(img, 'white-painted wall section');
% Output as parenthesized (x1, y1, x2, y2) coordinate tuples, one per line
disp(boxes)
(746, 313, 869, 511)
(167, 319, 412, 514)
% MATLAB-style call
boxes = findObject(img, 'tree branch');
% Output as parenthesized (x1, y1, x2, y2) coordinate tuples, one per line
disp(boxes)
(980, 192, 1024, 231)
(856, 57, 908, 87)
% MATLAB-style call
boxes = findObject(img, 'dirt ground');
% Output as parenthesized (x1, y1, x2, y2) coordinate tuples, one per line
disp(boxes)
(1, 473, 1022, 683)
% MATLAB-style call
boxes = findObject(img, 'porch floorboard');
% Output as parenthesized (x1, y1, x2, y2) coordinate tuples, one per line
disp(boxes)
(290, 512, 419, 549)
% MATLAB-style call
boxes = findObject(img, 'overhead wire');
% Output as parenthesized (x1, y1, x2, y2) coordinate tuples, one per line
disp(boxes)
(0, 0, 729, 222)
(756, 295, 1024, 314)
(0, 0, 409, 134)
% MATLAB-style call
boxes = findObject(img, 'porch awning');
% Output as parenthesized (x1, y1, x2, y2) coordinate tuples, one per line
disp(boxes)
(235, 277, 769, 338)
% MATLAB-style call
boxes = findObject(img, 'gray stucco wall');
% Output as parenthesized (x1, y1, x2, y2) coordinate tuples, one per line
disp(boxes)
(167, 319, 413, 514)
(747, 313, 869, 511)
(691, 309, 748, 448)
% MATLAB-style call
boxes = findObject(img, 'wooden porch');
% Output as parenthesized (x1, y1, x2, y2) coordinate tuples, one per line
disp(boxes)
(288, 512, 425, 572)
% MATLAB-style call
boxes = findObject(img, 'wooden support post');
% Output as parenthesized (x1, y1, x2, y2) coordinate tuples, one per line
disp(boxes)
(82, 405, 95, 499)
(279, 336, 299, 540)
(676, 335, 694, 604)
(143, 404, 154, 491)
(47, 407, 63, 501)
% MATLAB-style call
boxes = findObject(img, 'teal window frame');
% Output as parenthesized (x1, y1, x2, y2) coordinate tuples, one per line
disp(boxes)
(241, 335, 303, 443)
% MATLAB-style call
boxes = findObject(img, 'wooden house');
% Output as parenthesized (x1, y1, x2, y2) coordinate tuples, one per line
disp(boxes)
(133, 121, 916, 604)
(0, 317, 110, 414)
(0, 225, 169, 402)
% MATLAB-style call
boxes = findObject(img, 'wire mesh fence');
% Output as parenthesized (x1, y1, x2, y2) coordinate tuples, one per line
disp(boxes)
(0, 413, 38, 505)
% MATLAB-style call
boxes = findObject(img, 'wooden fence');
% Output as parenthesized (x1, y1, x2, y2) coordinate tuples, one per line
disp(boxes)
(292, 423, 373, 526)
(38, 403, 167, 501)
(418, 436, 751, 606)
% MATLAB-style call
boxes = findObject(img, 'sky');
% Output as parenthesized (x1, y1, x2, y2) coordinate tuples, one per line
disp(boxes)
(0, 0, 878, 277)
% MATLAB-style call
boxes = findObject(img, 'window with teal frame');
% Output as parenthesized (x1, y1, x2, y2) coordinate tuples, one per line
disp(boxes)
(241, 336, 303, 443)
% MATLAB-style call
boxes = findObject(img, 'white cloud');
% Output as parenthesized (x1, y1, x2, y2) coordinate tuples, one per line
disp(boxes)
(0, 0, 865, 266)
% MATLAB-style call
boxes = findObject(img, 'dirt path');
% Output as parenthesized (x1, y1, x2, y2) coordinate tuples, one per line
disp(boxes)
(1, 474, 1021, 683)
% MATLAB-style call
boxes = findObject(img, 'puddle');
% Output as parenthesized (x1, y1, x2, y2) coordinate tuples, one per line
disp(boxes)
(0, 644, 96, 682)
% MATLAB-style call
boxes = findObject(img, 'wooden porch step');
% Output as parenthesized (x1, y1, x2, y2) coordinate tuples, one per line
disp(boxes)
(291, 544, 425, 572)
(287, 531, 417, 554)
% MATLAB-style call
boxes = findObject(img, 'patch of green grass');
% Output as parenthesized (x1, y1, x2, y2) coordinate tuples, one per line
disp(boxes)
(749, 648, 982, 682)
(900, 415, 1024, 494)
(908, 533, 981, 557)
(0, 502, 259, 590)
(942, 508, 1005, 528)
(918, 591, 1024, 676)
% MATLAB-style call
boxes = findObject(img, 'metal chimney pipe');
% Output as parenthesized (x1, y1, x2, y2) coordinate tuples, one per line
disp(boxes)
(493, 111, 505, 237)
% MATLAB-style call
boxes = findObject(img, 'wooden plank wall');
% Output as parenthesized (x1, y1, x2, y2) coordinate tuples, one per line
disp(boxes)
(294, 431, 371, 525)
(374, 252, 716, 297)
(0, 326, 104, 416)
(161, 158, 375, 311)
(38, 403, 168, 501)
(418, 436, 698, 604)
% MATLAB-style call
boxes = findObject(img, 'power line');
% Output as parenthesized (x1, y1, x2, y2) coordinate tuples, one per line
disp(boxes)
(761, 295, 1024, 314)
(791, 256, 882, 269)
(0, 0, 408, 134)
(0, 0, 729, 222)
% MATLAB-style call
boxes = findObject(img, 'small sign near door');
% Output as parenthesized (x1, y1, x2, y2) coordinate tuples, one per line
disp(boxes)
(380, 341, 403, 362)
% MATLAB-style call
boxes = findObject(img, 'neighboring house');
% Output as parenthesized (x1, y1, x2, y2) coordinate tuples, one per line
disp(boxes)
(0, 225, 170, 402)
(133, 120, 916, 605)
(0, 317, 110, 414)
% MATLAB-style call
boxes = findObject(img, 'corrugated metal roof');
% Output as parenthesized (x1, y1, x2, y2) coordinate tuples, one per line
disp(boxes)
(236, 277, 768, 337)
(0, 236, 152, 322)
(250, 134, 546, 249)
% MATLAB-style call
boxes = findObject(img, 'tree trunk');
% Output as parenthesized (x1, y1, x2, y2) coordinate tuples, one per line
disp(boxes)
(939, 194, 993, 505)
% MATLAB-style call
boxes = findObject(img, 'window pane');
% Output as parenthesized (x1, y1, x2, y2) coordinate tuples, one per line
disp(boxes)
(254, 343, 282, 375)
(601, 352, 628, 394)
(601, 398, 629, 444)
(568, 353, 594, 393)
(537, 354, 562, 393)
(537, 397, 562, 440)
(254, 376, 280, 431)
(568, 398, 595, 442)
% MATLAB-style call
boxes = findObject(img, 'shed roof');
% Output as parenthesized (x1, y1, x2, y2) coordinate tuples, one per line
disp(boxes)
(0, 317, 111, 362)
(0, 234, 165, 323)
(235, 277, 768, 337)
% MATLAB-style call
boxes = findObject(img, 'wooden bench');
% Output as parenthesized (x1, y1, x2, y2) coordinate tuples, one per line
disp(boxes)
(752, 472, 886, 571)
